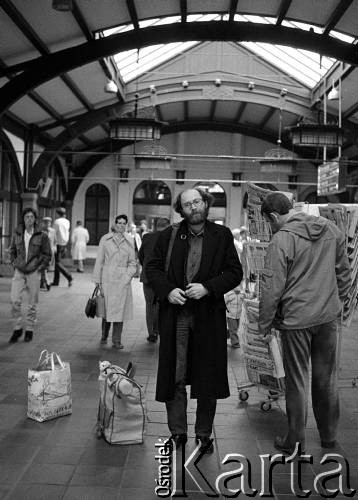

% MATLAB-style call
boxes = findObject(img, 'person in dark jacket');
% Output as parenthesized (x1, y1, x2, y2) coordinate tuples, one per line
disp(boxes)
(138, 217, 170, 342)
(146, 188, 243, 453)
(259, 192, 351, 455)
(8, 207, 51, 343)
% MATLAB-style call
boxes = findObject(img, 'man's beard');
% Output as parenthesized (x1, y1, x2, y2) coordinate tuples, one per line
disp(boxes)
(184, 207, 208, 225)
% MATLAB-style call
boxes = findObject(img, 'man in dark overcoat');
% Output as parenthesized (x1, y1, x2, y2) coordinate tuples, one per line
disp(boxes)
(146, 188, 243, 453)
(138, 217, 170, 342)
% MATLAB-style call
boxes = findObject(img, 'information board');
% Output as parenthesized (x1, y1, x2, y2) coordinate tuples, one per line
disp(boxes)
(317, 159, 347, 196)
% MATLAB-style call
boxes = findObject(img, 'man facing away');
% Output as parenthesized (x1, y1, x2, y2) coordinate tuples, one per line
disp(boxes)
(138, 217, 170, 343)
(71, 220, 90, 273)
(146, 188, 242, 453)
(51, 207, 73, 287)
(8, 208, 51, 343)
(259, 192, 351, 454)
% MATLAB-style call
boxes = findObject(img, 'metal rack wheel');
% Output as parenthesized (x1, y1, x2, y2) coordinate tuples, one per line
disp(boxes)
(260, 401, 272, 412)
(268, 390, 280, 400)
(239, 390, 249, 401)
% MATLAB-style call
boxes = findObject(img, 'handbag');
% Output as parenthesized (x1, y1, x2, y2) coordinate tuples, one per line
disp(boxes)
(28, 350, 72, 422)
(95, 285, 106, 318)
(85, 284, 99, 318)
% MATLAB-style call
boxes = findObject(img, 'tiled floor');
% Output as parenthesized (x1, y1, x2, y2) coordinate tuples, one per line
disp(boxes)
(0, 268, 357, 499)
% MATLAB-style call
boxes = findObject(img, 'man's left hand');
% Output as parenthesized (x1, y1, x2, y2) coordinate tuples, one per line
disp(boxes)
(185, 283, 208, 300)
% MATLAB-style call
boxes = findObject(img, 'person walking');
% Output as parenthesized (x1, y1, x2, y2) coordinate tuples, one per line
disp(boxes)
(93, 214, 137, 349)
(259, 192, 351, 454)
(139, 219, 149, 240)
(146, 188, 242, 453)
(51, 207, 73, 287)
(71, 220, 89, 272)
(138, 217, 170, 343)
(128, 223, 142, 278)
(39, 216, 56, 291)
(224, 285, 243, 348)
(42, 216, 57, 271)
(8, 208, 51, 343)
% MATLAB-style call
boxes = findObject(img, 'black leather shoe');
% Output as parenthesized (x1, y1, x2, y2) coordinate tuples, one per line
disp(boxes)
(68, 278, 73, 287)
(9, 329, 23, 343)
(195, 435, 214, 454)
(321, 440, 337, 448)
(147, 335, 157, 342)
(170, 434, 187, 449)
(24, 331, 33, 342)
(50, 282, 59, 287)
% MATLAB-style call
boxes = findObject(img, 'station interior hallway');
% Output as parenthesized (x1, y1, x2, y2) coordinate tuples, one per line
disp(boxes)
(0, 267, 357, 499)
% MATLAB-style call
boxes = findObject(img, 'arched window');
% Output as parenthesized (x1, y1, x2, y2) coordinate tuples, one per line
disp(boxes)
(193, 181, 226, 225)
(133, 181, 171, 229)
(193, 182, 227, 207)
(85, 184, 110, 245)
(133, 181, 171, 205)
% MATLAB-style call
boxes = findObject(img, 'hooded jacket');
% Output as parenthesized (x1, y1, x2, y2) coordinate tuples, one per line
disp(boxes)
(9, 223, 51, 274)
(259, 212, 351, 333)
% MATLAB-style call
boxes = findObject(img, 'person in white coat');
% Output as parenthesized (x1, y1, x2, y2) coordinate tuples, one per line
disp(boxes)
(71, 221, 90, 272)
(92, 214, 137, 349)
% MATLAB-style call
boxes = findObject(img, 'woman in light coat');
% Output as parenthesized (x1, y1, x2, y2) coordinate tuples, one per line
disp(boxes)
(92, 214, 137, 349)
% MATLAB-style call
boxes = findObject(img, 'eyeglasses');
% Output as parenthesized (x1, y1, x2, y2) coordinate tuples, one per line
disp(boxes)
(182, 198, 204, 210)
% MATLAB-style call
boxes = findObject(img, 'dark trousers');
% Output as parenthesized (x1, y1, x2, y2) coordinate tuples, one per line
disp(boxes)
(165, 309, 217, 437)
(281, 320, 339, 448)
(143, 283, 159, 337)
(53, 245, 72, 285)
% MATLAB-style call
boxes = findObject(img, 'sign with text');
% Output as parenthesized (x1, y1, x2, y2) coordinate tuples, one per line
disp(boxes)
(317, 159, 346, 196)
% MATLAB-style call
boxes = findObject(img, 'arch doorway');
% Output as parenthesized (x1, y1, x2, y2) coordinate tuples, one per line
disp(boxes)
(133, 180, 171, 230)
(193, 181, 227, 225)
(85, 184, 110, 245)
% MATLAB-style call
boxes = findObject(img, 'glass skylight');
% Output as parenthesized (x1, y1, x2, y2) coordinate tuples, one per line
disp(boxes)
(102, 14, 355, 87)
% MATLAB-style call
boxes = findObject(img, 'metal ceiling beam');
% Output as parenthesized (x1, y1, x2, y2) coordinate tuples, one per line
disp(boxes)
(30, 101, 126, 187)
(1, 0, 95, 113)
(323, 0, 354, 36)
(0, 111, 29, 140)
(29, 92, 63, 121)
(155, 105, 163, 122)
(1, 0, 110, 140)
(126, 0, 140, 30)
(235, 102, 247, 122)
(180, 0, 187, 23)
(228, 0, 239, 22)
(183, 101, 189, 122)
(276, 0, 292, 25)
(209, 100, 217, 121)
(1, 21, 358, 117)
(259, 107, 276, 129)
(71, 2, 114, 79)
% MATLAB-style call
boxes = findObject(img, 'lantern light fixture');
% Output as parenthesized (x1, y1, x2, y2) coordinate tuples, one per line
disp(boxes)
(289, 123, 343, 147)
(328, 85, 339, 101)
(109, 118, 165, 141)
(52, 0, 73, 11)
(104, 79, 118, 94)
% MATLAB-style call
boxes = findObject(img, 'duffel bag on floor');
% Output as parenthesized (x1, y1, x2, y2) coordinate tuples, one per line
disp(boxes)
(96, 361, 146, 445)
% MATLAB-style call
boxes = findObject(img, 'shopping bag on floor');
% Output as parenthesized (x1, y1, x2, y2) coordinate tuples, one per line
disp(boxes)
(27, 350, 72, 422)
(96, 361, 147, 445)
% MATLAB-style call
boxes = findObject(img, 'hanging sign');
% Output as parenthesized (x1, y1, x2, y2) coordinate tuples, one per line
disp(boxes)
(317, 159, 346, 196)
